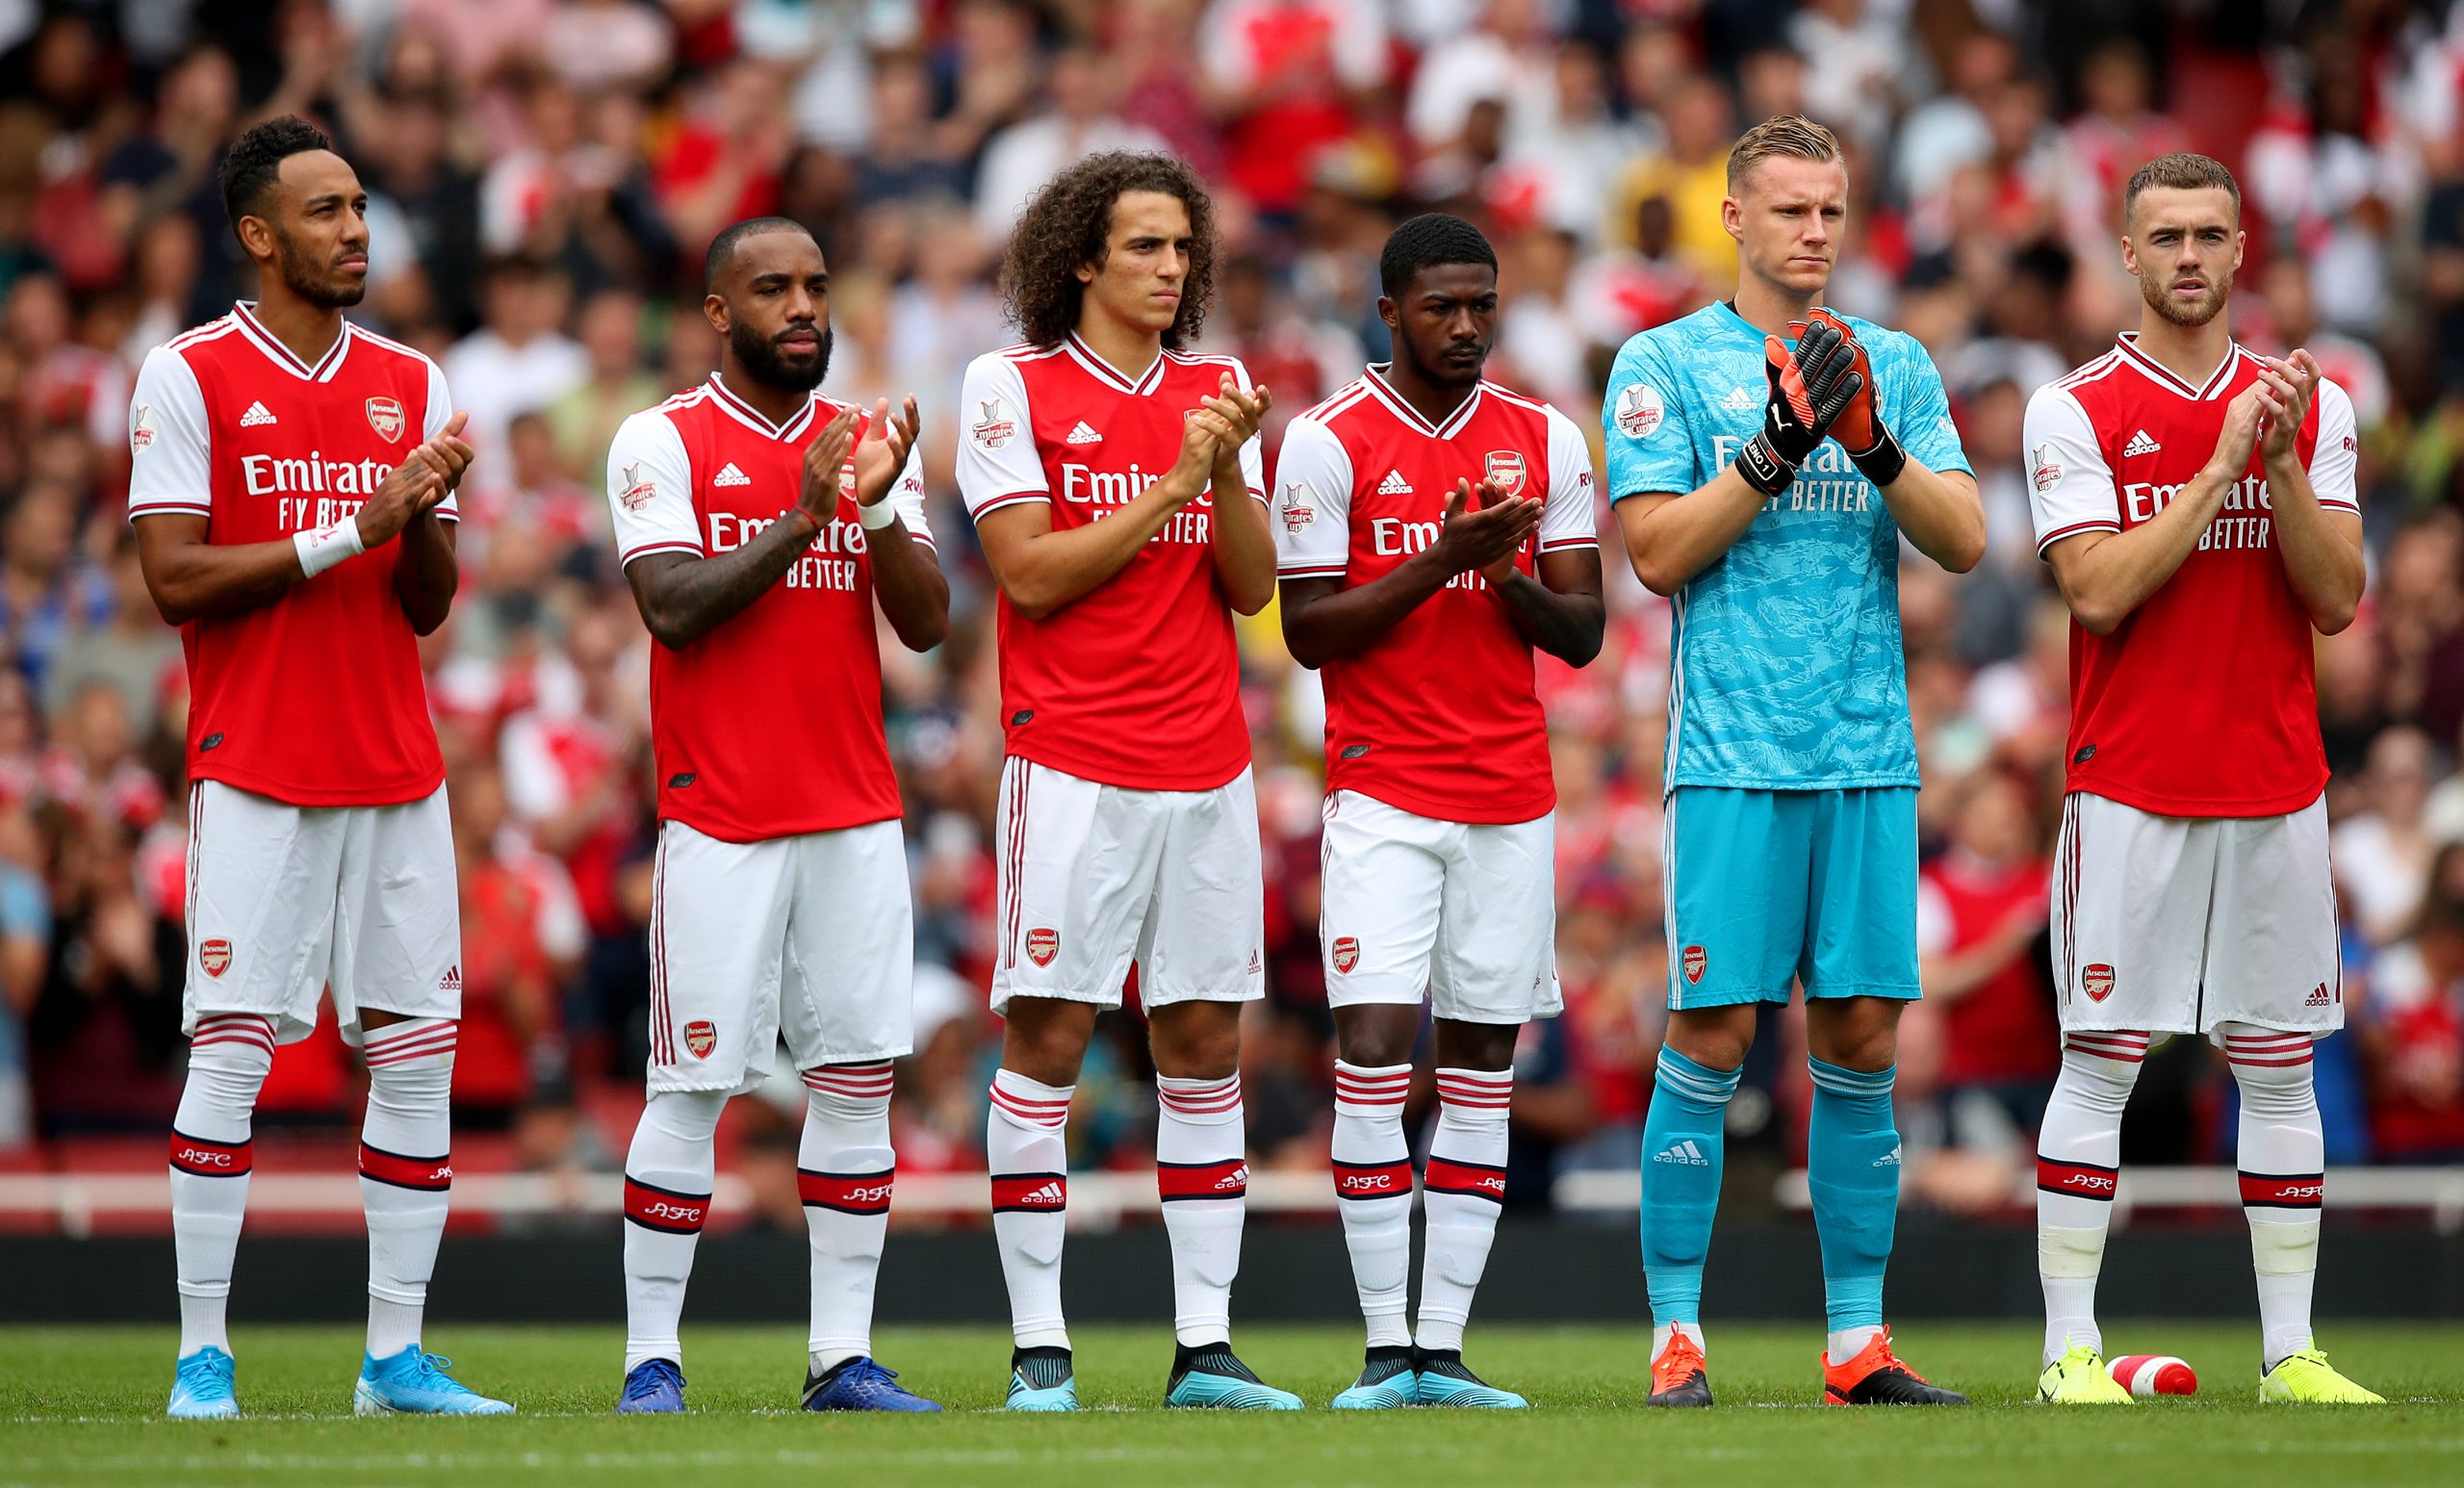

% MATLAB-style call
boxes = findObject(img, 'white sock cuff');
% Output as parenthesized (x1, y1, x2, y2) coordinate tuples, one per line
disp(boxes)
(1434, 1066, 1513, 1123)
(804, 1062, 896, 1119)
(990, 1068, 1072, 1131)
(1334, 1061, 1411, 1117)
(1158, 1072, 1243, 1125)
(363, 1017, 458, 1069)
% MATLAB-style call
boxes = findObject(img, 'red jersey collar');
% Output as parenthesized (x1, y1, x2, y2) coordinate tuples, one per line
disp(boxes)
(1062, 332, 1168, 397)
(2112, 332, 2244, 401)
(705, 373, 824, 441)
(1357, 364, 1484, 440)
(228, 302, 353, 382)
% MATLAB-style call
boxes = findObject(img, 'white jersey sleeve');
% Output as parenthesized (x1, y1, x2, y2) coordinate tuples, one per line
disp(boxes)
(604, 408, 702, 567)
(1538, 405, 1601, 552)
(126, 346, 213, 520)
(956, 351, 1048, 520)
(2308, 377, 2360, 514)
(423, 354, 461, 523)
(2022, 382, 2119, 557)
(1272, 413, 1353, 579)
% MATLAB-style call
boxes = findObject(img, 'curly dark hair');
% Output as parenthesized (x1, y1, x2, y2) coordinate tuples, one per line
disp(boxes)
(1001, 152, 1218, 350)
(219, 115, 334, 236)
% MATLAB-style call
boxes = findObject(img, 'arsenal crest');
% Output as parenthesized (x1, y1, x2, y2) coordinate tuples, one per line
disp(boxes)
(1681, 944, 1707, 985)
(684, 1020, 718, 1058)
(1026, 927, 1059, 967)
(200, 938, 232, 978)
(1483, 450, 1527, 498)
(1331, 936, 1360, 974)
(2082, 962, 2116, 1002)
(365, 396, 406, 443)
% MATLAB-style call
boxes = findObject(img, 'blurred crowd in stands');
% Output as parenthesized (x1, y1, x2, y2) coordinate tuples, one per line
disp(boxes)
(5, 0, 2464, 1230)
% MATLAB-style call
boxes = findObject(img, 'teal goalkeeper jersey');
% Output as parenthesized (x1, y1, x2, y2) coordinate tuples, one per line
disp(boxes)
(1603, 301, 1970, 792)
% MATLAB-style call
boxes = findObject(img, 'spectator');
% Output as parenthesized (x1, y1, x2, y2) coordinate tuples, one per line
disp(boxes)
(1915, 768, 2056, 1154)
(973, 46, 1169, 240)
(442, 257, 590, 459)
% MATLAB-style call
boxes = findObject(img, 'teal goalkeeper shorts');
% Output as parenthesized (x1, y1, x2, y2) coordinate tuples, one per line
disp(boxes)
(1660, 786, 1920, 1011)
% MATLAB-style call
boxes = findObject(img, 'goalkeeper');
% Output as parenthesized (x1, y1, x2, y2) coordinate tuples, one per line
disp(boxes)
(1601, 115, 1985, 1409)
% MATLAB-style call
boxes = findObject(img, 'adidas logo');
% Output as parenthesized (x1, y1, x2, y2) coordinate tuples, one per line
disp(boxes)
(239, 401, 277, 427)
(1065, 421, 1103, 445)
(713, 462, 752, 487)
(1018, 1179, 1065, 1206)
(1652, 1140, 1710, 1167)
(439, 965, 462, 992)
(2123, 428, 2161, 457)
(1720, 385, 1758, 413)
(2306, 983, 2332, 1007)
(1875, 1142, 1902, 1167)
(1377, 469, 1413, 495)
(1248, 948, 1262, 975)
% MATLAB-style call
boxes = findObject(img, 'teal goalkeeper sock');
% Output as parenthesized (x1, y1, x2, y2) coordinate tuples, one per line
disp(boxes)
(1640, 1047, 1740, 1327)
(1806, 1057, 1899, 1332)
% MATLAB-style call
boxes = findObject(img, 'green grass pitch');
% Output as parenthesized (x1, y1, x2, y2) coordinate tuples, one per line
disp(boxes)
(3, 1322, 2457, 1487)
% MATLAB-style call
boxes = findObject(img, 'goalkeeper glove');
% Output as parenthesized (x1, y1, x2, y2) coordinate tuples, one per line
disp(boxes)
(1803, 306, 1907, 487)
(1734, 315, 1862, 497)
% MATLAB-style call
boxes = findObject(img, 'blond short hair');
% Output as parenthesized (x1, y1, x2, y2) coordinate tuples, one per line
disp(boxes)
(1727, 115, 1844, 191)
(2123, 152, 2241, 223)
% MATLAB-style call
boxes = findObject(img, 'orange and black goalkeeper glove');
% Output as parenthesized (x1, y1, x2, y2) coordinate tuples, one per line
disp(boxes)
(1734, 314, 1863, 497)
(1803, 307, 1906, 488)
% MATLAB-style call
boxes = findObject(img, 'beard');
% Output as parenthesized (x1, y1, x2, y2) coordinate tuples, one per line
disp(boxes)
(274, 231, 367, 310)
(2139, 263, 2230, 327)
(731, 320, 832, 393)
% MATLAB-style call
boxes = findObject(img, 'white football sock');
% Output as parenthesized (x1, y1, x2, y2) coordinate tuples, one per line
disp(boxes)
(1416, 1067, 1511, 1354)
(1332, 1061, 1414, 1348)
(170, 1015, 273, 1357)
(2036, 1031, 2144, 1365)
(988, 1068, 1072, 1349)
(621, 1088, 726, 1373)
(2221, 1024, 2324, 1370)
(1156, 1073, 1248, 1347)
(359, 1018, 457, 1360)
(798, 1063, 897, 1373)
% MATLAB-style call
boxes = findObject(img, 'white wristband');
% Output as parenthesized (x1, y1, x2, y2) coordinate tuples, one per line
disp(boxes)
(293, 519, 366, 578)
(857, 499, 898, 530)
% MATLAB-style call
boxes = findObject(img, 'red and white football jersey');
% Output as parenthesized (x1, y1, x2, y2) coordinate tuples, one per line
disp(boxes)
(605, 373, 934, 843)
(126, 303, 458, 808)
(1274, 369, 1597, 823)
(2024, 334, 2360, 818)
(955, 335, 1266, 791)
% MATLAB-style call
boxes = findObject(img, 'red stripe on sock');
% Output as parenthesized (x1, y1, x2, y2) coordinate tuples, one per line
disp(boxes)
(2066, 1038, 2145, 1064)
(1159, 1083, 1243, 1114)
(798, 1167, 895, 1215)
(990, 1171, 1066, 1213)
(1424, 1157, 1507, 1202)
(1158, 1158, 1248, 1201)
(365, 1030, 458, 1067)
(2239, 1171, 2324, 1208)
(169, 1130, 252, 1176)
(624, 1175, 710, 1232)
(989, 1085, 1069, 1127)
(2036, 1157, 2120, 1199)
(359, 1142, 452, 1192)
(1331, 1159, 1413, 1200)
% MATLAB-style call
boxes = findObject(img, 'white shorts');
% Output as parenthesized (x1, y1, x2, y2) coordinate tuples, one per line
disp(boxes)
(989, 757, 1264, 1014)
(183, 780, 460, 1046)
(1320, 791, 1561, 1025)
(649, 818, 914, 1093)
(2051, 791, 2342, 1037)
